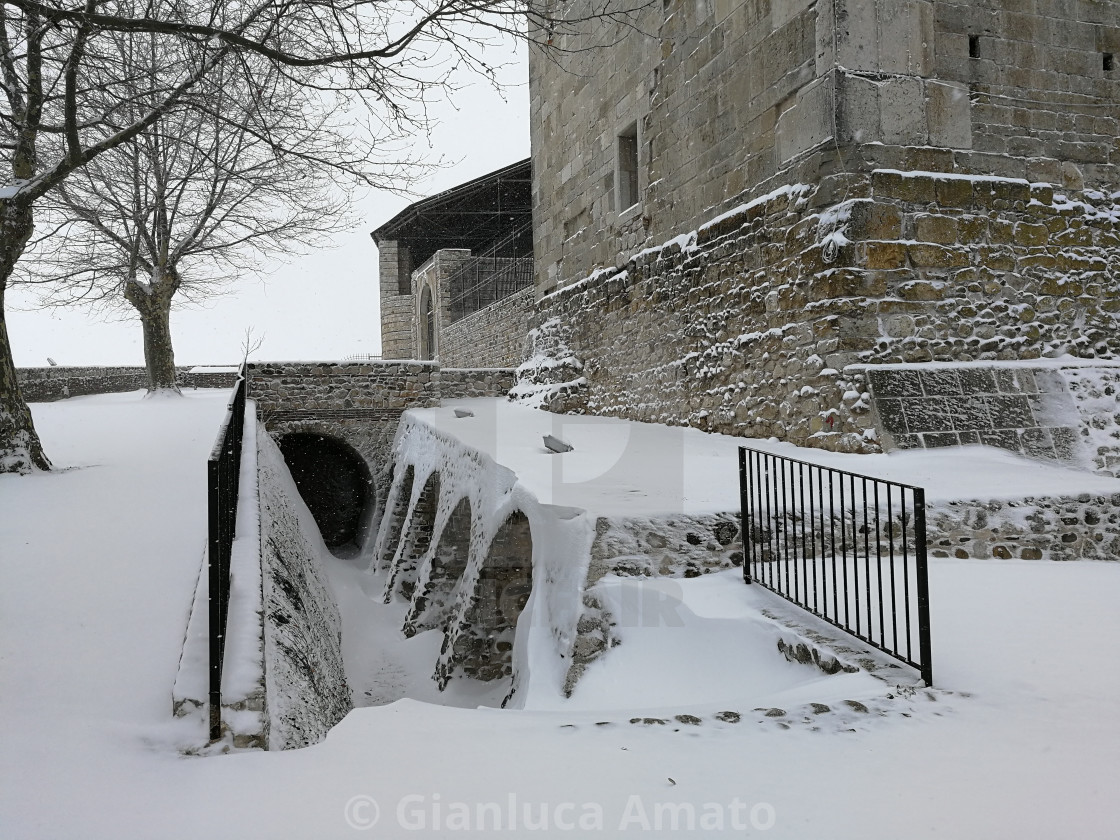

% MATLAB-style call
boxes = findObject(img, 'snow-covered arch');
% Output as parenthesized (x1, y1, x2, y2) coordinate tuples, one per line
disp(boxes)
(276, 432, 375, 556)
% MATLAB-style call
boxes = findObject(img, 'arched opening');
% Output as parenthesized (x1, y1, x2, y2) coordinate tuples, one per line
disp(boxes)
(454, 510, 533, 683)
(389, 470, 440, 601)
(277, 433, 374, 556)
(404, 496, 472, 636)
(420, 285, 436, 361)
(377, 465, 414, 571)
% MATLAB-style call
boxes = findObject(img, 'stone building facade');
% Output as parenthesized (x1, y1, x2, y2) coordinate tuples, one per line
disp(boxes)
(529, 0, 1118, 293)
(514, 0, 1119, 461)
(373, 159, 534, 367)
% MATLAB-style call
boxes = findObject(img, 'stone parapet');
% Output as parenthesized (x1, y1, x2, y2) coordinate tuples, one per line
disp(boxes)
(17, 365, 239, 401)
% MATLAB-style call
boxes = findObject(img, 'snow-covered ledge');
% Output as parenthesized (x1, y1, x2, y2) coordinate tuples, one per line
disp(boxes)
(173, 401, 268, 748)
(372, 399, 748, 706)
(173, 402, 350, 750)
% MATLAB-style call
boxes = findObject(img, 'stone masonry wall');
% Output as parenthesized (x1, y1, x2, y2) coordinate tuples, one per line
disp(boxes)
(438, 368, 517, 400)
(412, 249, 472, 361)
(17, 366, 238, 401)
(378, 239, 415, 360)
(440, 285, 534, 369)
(522, 173, 1119, 454)
(530, 0, 1119, 294)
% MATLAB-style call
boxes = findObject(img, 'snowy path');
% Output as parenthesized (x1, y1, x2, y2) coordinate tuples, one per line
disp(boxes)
(2, 392, 1118, 838)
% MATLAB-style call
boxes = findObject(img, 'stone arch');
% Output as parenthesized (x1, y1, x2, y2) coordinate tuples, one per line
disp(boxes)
(385, 469, 440, 601)
(403, 495, 473, 637)
(419, 284, 436, 361)
(376, 464, 414, 571)
(276, 432, 375, 556)
(446, 510, 533, 684)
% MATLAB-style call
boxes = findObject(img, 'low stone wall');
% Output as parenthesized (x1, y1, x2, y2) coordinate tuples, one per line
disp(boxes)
(18, 365, 239, 401)
(247, 361, 441, 506)
(928, 493, 1120, 562)
(257, 430, 351, 749)
(439, 368, 517, 400)
(439, 285, 534, 369)
(523, 173, 1119, 454)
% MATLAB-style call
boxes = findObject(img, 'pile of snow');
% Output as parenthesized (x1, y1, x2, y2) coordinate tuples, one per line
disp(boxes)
(2, 391, 1118, 838)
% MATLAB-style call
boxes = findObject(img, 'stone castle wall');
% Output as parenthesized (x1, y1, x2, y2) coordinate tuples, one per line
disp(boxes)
(530, 0, 1119, 293)
(17, 365, 238, 401)
(521, 172, 1119, 454)
(378, 239, 414, 360)
(439, 286, 534, 369)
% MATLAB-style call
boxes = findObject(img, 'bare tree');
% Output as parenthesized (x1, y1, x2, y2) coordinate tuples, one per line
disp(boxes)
(0, 0, 648, 473)
(24, 37, 354, 391)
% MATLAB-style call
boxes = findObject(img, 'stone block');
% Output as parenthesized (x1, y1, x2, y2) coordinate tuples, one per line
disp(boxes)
(864, 241, 909, 269)
(880, 76, 927, 146)
(868, 368, 923, 397)
(903, 400, 955, 432)
(920, 369, 963, 396)
(876, 397, 909, 433)
(927, 81, 972, 149)
(921, 431, 961, 448)
(915, 214, 959, 245)
(986, 395, 1036, 429)
(979, 429, 1022, 453)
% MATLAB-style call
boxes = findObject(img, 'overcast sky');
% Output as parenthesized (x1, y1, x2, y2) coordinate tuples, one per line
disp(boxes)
(7, 43, 530, 369)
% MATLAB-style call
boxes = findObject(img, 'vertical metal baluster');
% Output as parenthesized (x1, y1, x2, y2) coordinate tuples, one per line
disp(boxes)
(863, 477, 872, 643)
(914, 486, 933, 686)
(888, 485, 899, 657)
(829, 469, 838, 627)
(902, 488, 913, 663)
(874, 481, 885, 649)
(798, 462, 807, 607)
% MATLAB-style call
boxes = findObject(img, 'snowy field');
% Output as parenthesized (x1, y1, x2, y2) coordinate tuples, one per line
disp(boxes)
(2, 390, 1119, 838)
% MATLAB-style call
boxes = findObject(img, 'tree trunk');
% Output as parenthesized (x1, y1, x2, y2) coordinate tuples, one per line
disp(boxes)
(125, 270, 180, 392)
(0, 200, 51, 473)
(140, 301, 179, 391)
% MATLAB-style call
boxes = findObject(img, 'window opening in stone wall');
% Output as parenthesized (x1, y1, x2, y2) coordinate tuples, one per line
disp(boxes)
(1105, 53, 1114, 72)
(968, 35, 980, 59)
(617, 122, 639, 212)
(396, 245, 412, 295)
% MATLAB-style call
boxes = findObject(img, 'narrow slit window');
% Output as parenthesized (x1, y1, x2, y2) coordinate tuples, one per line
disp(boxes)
(617, 123, 639, 212)
(968, 35, 980, 59)
(1105, 53, 1115, 72)
(397, 245, 412, 295)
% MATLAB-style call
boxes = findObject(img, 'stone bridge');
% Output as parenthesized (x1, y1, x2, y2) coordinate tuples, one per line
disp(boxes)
(246, 361, 515, 554)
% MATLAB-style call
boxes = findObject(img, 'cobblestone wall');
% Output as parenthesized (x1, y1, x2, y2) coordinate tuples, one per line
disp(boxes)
(520, 173, 1119, 454)
(928, 492, 1120, 561)
(440, 285, 534, 369)
(17, 366, 238, 401)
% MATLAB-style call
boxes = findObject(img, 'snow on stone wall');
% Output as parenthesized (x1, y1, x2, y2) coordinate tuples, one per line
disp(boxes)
(257, 429, 351, 749)
(371, 406, 754, 704)
(520, 175, 1120, 455)
(18, 366, 238, 401)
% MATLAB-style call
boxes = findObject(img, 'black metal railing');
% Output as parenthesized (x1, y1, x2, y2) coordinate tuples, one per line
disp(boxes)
(739, 447, 933, 685)
(448, 219, 534, 322)
(208, 368, 247, 741)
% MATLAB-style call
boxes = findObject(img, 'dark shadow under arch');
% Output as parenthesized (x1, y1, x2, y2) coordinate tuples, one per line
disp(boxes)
(277, 433, 374, 554)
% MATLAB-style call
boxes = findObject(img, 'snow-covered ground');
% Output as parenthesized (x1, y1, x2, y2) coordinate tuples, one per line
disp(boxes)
(2, 391, 1119, 838)
(411, 398, 1120, 512)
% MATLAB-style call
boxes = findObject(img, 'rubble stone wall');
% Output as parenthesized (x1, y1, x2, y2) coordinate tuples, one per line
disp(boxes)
(18, 366, 238, 401)
(523, 172, 1119, 454)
